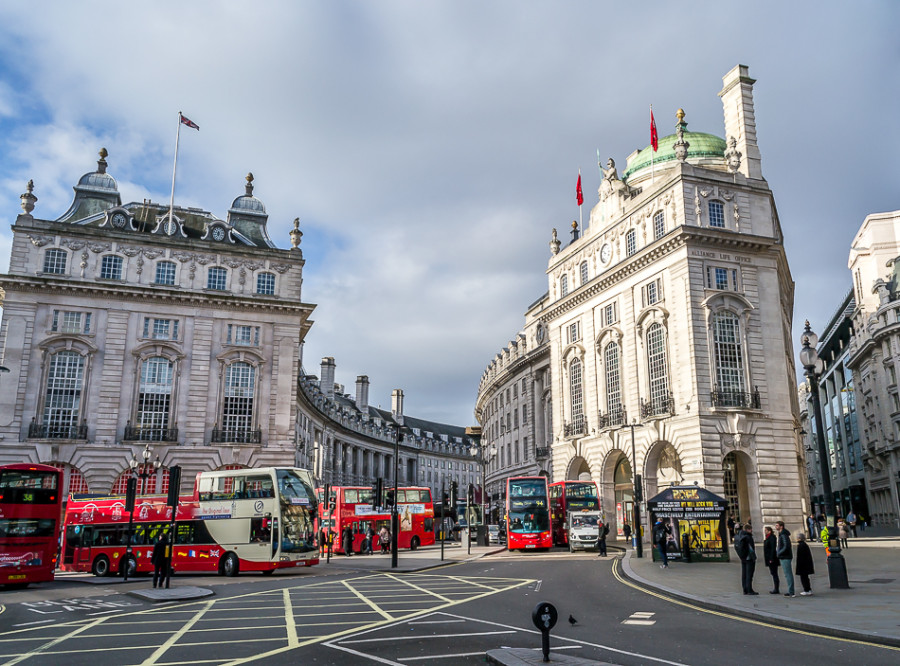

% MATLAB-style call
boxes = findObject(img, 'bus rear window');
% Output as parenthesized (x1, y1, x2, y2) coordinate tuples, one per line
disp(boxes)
(0, 518, 56, 538)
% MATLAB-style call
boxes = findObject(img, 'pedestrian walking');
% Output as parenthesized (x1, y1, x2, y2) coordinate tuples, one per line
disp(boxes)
(838, 519, 850, 548)
(319, 527, 327, 555)
(151, 531, 170, 589)
(734, 524, 758, 594)
(795, 533, 815, 596)
(775, 521, 795, 597)
(379, 525, 391, 553)
(727, 514, 736, 543)
(598, 521, 609, 557)
(806, 514, 817, 541)
(763, 525, 780, 594)
(364, 523, 375, 555)
(846, 510, 857, 538)
(653, 518, 671, 568)
(342, 525, 354, 556)
(622, 521, 632, 542)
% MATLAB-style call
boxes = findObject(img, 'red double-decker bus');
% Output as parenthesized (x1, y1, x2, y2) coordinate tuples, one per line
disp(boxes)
(61, 467, 319, 577)
(317, 486, 435, 553)
(0, 463, 63, 587)
(506, 476, 552, 551)
(549, 480, 601, 546)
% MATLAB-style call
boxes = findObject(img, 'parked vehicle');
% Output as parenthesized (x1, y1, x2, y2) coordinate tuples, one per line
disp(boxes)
(488, 524, 506, 545)
(567, 510, 602, 551)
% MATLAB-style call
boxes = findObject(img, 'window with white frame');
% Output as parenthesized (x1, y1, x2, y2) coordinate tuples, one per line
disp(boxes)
(207, 267, 228, 290)
(222, 362, 256, 433)
(99, 255, 123, 280)
(653, 211, 665, 240)
(51, 310, 92, 335)
(604, 342, 622, 417)
(713, 311, 746, 393)
(646, 323, 669, 411)
(642, 278, 663, 307)
(569, 358, 584, 429)
(155, 261, 176, 285)
(560, 274, 569, 297)
(709, 200, 725, 228)
(42, 351, 85, 437)
(706, 266, 740, 291)
(580, 261, 589, 285)
(43, 249, 68, 275)
(626, 229, 637, 256)
(567, 321, 580, 344)
(136, 357, 174, 438)
(256, 272, 276, 295)
(602, 302, 618, 327)
(227, 324, 260, 346)
(141, 318, 177, 341)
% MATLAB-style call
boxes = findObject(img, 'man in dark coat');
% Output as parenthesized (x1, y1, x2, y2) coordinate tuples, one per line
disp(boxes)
(763, 525, 780, 594)
(342, 525, 354, 556)
(775, 521, 795, 597)
(653, 518, 671, 568)
(734, 524, 758, 595)
(598, 521, 609, 557)
(151, 532, 170, 589)
(795, 532, 815, 595)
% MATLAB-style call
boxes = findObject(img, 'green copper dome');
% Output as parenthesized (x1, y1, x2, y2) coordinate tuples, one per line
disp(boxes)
(623, 131, 727, 180)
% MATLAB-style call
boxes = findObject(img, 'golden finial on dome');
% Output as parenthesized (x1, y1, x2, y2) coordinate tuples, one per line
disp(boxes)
(676, 108, 685, 123)
(571, 220, 578, 229)
(99, 147, 108, 159)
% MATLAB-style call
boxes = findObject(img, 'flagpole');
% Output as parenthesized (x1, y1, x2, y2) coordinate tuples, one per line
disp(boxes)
(169, 112, 183, 228)
(650, 104, 655, 186)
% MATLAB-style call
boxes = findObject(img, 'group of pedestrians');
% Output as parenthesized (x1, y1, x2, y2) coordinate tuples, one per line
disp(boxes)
(737, 520, 814, 597)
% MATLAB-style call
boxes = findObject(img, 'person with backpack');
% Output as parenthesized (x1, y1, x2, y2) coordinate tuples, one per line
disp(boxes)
(653, 518, 671, 568)
(598, 521, 609, 557)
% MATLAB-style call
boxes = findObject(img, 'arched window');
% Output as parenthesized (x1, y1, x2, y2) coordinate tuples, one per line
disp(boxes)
(626, 229, 637, 257)
(560, 274, 569, 297)
(712, 311, 746, 400)
(222, 362, 257, 437)
(43, 248, 68, 274)
(100, 255, 123, 280)
(646, 323, 669, 414)
(653, 211, 665, 240)
(42, 351, 85, 438)
(580, 261, 589, 286)
(154, 261, 176, 285)
(709, 201, 725, 228)
(569, 358, 583, 431)
(256, 272, 276, 295)
(135, 357, 175, 440)
(111, 465, 169, 495)
(604, 342, 622, 418)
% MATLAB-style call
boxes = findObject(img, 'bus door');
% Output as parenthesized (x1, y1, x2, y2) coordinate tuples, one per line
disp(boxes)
(66, 525, 93, 566)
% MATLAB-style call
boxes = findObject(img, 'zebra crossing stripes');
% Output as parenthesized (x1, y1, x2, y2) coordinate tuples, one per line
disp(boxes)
(622, 611, 656, 625)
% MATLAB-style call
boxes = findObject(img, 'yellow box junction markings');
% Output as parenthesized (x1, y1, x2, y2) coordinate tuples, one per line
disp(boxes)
(0, 571, 535, 666)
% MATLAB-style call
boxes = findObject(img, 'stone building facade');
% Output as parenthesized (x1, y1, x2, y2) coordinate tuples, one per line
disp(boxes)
(477, 65, 807, 533)
(0, 151, 313, 496)
(845, 209, 900, 526)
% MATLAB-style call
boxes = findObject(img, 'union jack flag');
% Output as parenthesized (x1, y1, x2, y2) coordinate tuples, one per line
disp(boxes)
(180, 114, 199, 131)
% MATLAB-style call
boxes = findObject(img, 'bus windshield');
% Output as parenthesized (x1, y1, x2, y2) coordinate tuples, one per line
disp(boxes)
(0, 469, 59, 504)
(508, 480, 549, 534)
(276, 469, 318, 554)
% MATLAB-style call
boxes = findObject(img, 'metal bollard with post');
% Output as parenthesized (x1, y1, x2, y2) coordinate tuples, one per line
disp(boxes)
(531, 602, 558, 663)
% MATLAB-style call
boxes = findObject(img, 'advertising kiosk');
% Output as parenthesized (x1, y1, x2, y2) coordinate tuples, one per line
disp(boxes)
(647, 486, 730, 563)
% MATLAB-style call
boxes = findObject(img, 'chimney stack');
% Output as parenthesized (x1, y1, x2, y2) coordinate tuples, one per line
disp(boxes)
(320, 357, 336, 399)
(718, 64, 762, 180)
(391, 388, 404, 425)
(355, 375, 370, 413)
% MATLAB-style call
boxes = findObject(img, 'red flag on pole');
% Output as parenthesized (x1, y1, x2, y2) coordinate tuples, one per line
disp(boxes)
(180, 114, 200, 131)
(576, 172, 583, 206)
(650, 108, 658, 152)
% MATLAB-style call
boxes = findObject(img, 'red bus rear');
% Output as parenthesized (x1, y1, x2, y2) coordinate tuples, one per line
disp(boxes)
(549, 480, 601, 546)
(506, 477, 552, 550)
(318, 486, 435, 554)
(0, 463, 63, 587)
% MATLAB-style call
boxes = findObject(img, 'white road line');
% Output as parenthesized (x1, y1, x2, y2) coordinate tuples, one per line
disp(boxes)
(341, 630, 516, 645)
(631, 612, 655, 618)
(10, 621, 54, 627)
(623, 620, 657, 625)
(397, 651, 488, 661)
(407, 620, 466, 625)
(534, 579, 542, 592)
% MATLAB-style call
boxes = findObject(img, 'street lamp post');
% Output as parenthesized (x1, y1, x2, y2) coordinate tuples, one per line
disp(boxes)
(390, 423, 401, 569)
(798, 320, 849, 589)
(124, 442, 162, 581)
(619, 414, 644, 558)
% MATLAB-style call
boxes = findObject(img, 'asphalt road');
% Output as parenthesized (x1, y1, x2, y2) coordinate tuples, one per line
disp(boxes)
(1, 550, 897, 665)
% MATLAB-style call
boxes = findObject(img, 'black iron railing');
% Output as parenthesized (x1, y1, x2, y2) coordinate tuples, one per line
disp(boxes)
(211, 428, 262, 444)
(563, 416, 586, 437)
(597, 408, 626, 429)
(710, 386, 761, 409)
(123, 424, 178, 442)
(640, 394, 675, 419)
(535, 447, 550, 459)
(27, 420, 88, 440)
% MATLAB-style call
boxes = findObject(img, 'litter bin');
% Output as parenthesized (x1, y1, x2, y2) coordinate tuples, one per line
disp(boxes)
(476, 525, 488, 547)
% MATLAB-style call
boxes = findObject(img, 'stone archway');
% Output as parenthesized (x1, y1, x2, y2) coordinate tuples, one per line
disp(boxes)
(644, 441, 683, 499)
(598, 448, 631, 538)
(566, 455, 592, 481)
(723, 450, 752, 525)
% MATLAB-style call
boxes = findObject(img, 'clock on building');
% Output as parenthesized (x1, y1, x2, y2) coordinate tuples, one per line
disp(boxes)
(600, 243, 612, 265)
(111, 212, 128, 229)
(164, 218, 178, 236)
(212, 225, 226, 241)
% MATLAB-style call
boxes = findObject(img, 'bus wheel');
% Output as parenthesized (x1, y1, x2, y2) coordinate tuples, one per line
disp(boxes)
(92, 555, 111, 577)
(222, 553, 239, 577)
(120, 556, 137, 578)
(410, 536, 420, 551)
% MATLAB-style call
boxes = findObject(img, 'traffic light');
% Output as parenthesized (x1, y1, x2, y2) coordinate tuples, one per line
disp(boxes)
(441, 489, 450, 517)
(125, 477, 136, 513)
(384, 489, 395, 509)
(323, 484, 335, 513)
(467, 483, 475, 505)
(449, 481, 458, 511)
(167, 465, 181, 509)
(372, 478, 383, 509)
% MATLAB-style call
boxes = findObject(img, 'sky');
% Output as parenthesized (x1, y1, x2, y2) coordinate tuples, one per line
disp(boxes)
(0, 2, 898, 426)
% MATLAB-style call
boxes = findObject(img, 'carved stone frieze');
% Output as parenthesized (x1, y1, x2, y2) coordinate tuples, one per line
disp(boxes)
(120, 246, 142, 258)
(88, 242, 111, 253)
(27, 234, 54, 247)
(172, 251, 193, 263)
(271, 263, 291, 274)
(63, 240, 86, 251)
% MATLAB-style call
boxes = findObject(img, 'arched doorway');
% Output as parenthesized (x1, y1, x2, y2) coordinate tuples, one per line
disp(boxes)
(613, 454, 633, 538)
(722, 451, 750, 524)
(566, 456, 591, 481)
(645, 442, 683, 498)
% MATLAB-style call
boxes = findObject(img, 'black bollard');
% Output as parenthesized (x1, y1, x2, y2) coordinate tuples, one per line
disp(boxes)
(531, 602, 558, 662)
